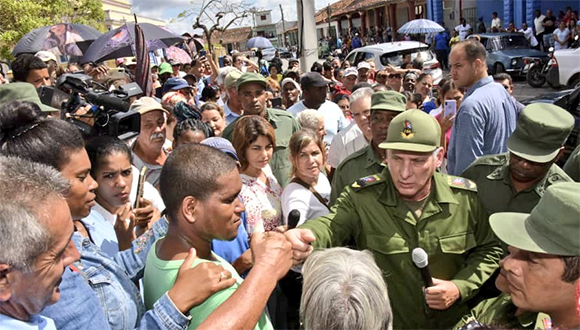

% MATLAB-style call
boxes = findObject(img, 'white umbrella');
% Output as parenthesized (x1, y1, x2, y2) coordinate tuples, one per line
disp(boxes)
(398, 19, 444, 35)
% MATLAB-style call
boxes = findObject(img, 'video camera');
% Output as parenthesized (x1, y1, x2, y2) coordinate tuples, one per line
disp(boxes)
(38, 73, 141, 140)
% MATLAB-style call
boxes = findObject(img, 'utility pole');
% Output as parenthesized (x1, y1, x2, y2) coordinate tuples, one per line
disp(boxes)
(297, 0, 317, 72)
(280, 5, 286, 47)
(327, 4, 331, 40)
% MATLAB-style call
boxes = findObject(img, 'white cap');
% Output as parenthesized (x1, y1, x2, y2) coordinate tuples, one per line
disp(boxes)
(34, 51, 58, 63)
(344, 67, 358, 77)
(280, 78, 301, 92)
(357, 61, 371, 70)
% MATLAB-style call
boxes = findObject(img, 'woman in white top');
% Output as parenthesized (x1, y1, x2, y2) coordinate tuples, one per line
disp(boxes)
(282, 129, 331, 227)
(84, 136, 163, 257)
(232, 115, 283, 234)
(553, 20, 570, 50)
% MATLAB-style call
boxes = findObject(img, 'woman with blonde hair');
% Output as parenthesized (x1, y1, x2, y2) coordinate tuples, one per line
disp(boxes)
(199, 101, 226, 137)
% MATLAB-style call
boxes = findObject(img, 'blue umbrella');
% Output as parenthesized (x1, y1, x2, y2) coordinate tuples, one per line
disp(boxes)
(397, 19, 444, 35)
(246, 36, 273, 49)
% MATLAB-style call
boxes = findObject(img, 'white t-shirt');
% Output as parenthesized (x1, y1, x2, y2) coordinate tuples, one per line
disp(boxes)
(281, 172, 331, 227)
(327, 122, 369, 168)
(455, 24, 471, 41)
(553, 28, 570, 50)
(520, 28, 538, 47)
(0, 314, 57, 330)
(491, 18, 501, 30)
(534, 15, 546, 35)
(287, 100, 349, 144)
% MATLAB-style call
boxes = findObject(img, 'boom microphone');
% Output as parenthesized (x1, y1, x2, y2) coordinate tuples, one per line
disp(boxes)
(287, 209, 301, 230)
(412, 247, 434, 288)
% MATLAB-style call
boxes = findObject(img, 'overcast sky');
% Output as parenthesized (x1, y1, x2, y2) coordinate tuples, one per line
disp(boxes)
(130, 0, 341, 34)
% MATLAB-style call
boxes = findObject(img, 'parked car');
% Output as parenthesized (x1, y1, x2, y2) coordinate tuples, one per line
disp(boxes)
(277, 48, 292, 58)
(467, 33, 548, 75)
(546, 39, 580, 89)
(521, 87, 580, 166)
(261, 47, 277, 61)
(344, 41, 443, 83)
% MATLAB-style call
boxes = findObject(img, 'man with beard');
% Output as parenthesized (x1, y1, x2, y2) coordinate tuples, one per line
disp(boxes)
(0, 156, 80, 330)
(329, 91, 405, 205)
(130, 97, 170, 188)
(462, 103, 574, 215)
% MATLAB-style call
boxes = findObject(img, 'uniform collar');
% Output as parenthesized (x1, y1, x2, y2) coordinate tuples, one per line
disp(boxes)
(365, 143, 385, 169)
(265, 108, 279, 128)
(487, 161, 559, 196)
(378, 169, 459, 207)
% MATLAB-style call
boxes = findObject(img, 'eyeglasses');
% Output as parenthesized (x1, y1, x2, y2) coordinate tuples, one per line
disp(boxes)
(389, 74, 402, 79)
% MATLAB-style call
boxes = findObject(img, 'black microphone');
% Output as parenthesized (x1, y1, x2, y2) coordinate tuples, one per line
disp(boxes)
(287, 209, 301, 230)
(412, 247, 434, 288)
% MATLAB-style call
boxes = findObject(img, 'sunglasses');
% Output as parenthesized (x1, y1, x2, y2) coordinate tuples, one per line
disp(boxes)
(389, 74, 402, 79)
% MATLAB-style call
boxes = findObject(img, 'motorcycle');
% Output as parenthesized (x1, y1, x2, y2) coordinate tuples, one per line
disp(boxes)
(524, 47, 554, 88)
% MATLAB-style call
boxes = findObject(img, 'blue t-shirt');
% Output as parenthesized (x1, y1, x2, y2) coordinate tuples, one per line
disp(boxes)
(434, 32, 450, 51)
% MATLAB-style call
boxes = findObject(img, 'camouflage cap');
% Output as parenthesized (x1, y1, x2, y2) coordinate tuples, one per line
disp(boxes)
(507, 103, 574, 163)
(490, 182, 580, 256)
(236, 72, 266, 91)
(0, 82, 59, 113)
(370, 91, 407, 113)
(379, 109, 441, 152)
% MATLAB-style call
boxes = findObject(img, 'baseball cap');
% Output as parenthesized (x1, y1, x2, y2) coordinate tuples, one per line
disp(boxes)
(357, 62, 371, 70)
(0, 82, 59, 113)
(162, 77, 191, 95)
(224, 70, 243, 89)
(129, 97, 169, 115)
(168, 59, 180, 66)
(507, 103, 574, 163)
(35, 51, 58, 63)
(158, 62, 173, 75)
(201, 137, 239, 161)
(370, 91, 407, 113)
(379, 109, 441, 152)
(283, 69, 299, 80)
(490, 182, 580, 256)
(300, 72, 331, 89)
(344, 67, 358, 78)
(281, 78, 301, 92)
(236, 72, 266, 91)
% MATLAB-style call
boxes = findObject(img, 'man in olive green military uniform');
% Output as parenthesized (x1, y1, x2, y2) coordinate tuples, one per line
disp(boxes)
(462, 103, 574, 214)
(329, 91, 406, 205)
(285, 110, 503, 329)
(456, 182, 580, 329)
(222, 72, 300, 187)
(564, 144, 580, 182)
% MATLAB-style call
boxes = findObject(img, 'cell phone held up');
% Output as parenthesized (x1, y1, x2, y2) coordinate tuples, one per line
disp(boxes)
(133, 166, 147, 209)
(443, 99, 456, 118)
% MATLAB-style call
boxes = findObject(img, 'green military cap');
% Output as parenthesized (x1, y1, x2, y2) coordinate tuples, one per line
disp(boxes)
(370, 91, 407, 113)
(224, 70, 243, 89)
(507, 103, 574, 163)
(379, 109, 441, 152)
(490, 182, 580, 256)
(158, 62, 172, 75)
(236, 72, 266, 91)
(0, 82, 59, 113)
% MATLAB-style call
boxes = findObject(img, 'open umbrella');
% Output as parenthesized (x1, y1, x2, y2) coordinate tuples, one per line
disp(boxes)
(12, 23, 102, 56)
(397, 19, 444, 35)
(165, 46, 192, 64)
(82, 23, 183, 63)
(246, 36, 273, 49)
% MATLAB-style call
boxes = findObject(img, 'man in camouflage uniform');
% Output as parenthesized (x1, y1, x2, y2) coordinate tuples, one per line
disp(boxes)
(285, 110, 503, 329)
(329, 91, 405, 205)
(462, 103, 574, 214)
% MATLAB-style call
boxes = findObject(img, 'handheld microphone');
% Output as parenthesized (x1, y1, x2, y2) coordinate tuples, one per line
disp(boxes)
(412, 247, 434, 288)
(287, 209, 301, 230)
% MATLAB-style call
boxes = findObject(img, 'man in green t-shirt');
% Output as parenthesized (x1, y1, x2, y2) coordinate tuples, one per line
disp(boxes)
(143, 143, 293, 330)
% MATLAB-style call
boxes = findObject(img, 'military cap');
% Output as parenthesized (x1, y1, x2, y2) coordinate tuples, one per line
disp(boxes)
(507, 103, 574, 163)
(379, 109, 441, 152)
(0, 82, 59, 113)
(236, 72, 266, 90)
(224, 70, 242, 89)
(371, 91, 407, 113)
(490, 182, 580, 256)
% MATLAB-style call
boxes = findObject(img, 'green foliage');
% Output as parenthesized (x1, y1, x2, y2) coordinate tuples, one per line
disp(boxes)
(0, 0, 106, 60)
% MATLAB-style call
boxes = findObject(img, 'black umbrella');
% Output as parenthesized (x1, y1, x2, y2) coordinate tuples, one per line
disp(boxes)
(12, 23, 102, 56)
(81, 23, 183, 63)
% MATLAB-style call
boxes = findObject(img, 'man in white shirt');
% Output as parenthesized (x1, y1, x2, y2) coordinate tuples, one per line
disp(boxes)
(327, 87, 373, 170)
(288, 72, 349, 144)
(455, 18, 472, 41)
(533, 9, 546, 50)
(519, 22, 539, 48)
(491, 12, 501, 31)
(0, 157, 80, 330)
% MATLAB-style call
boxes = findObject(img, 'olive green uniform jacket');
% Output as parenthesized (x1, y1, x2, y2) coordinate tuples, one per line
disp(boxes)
(222, 108, 300, 187)
(455, 293, 549, 330)
(300, 168, 503, 329)
(564, 144, 580, 182)
(461, 153, 573, 214)
(329, 143, 384, 205)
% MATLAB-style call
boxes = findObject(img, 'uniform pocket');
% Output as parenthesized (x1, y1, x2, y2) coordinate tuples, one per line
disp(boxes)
(367, 234, 410, 255)
(439, 232, 476, 254)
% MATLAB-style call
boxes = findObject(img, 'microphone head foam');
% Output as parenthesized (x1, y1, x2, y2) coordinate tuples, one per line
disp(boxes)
(412, 247, 429, 268)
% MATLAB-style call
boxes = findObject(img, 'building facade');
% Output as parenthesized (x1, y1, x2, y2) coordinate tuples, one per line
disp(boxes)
(101, 0, 166, 30)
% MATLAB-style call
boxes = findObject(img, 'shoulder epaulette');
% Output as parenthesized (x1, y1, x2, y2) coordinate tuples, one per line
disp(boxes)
(446, 175, 478, 192)
(469, 153, 508, 167)
(351, 174, 382, 191)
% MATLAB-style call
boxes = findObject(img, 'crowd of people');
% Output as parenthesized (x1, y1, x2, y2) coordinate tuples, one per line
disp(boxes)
(0, 29, 579, 330)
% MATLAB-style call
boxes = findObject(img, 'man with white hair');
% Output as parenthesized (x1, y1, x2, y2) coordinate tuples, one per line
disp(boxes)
(216, 66, 239, 107)
(222, 70, 244, 124)
(0, 156, 80, 329)
(300, 247, 393, 330)
(285, 110, 503, 329)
